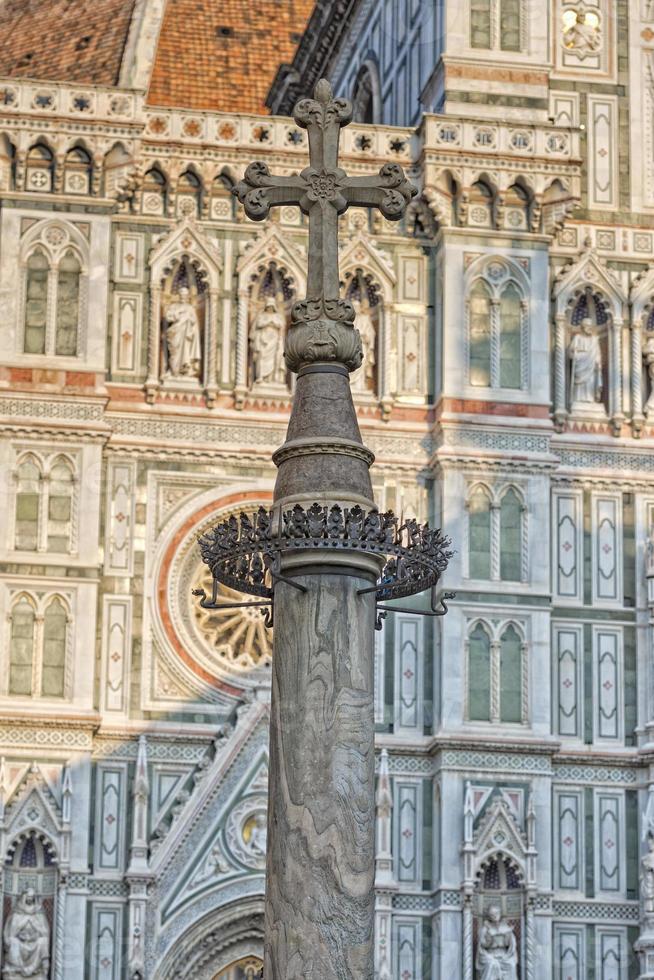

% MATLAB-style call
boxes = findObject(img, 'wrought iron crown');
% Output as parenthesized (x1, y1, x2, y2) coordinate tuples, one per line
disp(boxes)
(193, 504, 454, 629)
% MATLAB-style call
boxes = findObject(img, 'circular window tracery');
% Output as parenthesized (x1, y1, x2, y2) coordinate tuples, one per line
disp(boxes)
(158, 493, 273, 692)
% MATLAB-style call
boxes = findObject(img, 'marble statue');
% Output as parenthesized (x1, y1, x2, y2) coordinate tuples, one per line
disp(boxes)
(351, 298, 376, 392)
(3, 889, 50, 980)
(642, 832, 654, 924)
(569, 318, 602, 407)
(476, 906, 518, 980)
(164, 286, 202, 378)
(643, 334, 654, 415)
(647, 526, 654, 579)
(563, 8, 601, 56)
(250, 297, 286, 385)
(245, 811, 267, 857)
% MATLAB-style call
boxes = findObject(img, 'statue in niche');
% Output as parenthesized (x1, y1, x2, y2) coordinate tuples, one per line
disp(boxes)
(3, 888, 50, 980)
(351, 298, 376, 392)
(641, 832, 654, 926)
(250, 296, 286, 386)
(643, 333, 654, 416)
(476, 905, 518, 980)
(569, 317, 603, 408)
(244, 811, 267, 857)
(163, 286, 202, 379)
(563, 8, 601, 56)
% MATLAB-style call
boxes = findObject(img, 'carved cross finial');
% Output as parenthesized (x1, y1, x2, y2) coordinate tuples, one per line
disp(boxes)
(235, 79, 417, 372)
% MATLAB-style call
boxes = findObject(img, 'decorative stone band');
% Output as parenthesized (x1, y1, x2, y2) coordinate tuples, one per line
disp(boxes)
(272, 436, 376, 468)
(194, 503, 453, 622)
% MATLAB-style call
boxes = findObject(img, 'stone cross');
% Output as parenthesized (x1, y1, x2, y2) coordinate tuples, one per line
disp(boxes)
(235, 80, 417, 979)
(235, 78, 416, 372)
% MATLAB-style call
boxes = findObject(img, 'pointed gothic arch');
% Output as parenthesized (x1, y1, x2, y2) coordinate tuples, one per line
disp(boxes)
(146, 219, 223, 405)
(553, 246, 627, 431)
(235, 225, 306, 403)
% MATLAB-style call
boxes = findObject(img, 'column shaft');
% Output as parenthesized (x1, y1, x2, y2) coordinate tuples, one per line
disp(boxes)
(265, 576, 376, 979)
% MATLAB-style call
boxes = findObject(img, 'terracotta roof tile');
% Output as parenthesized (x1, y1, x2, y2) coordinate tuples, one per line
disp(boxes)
(148, 0, 315, 114)
(0, 0, 137, 86)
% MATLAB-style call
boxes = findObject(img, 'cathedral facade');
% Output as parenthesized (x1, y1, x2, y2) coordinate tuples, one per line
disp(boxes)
(0, 0, 651, 977)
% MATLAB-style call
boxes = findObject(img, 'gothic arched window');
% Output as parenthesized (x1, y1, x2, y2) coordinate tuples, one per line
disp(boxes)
(499, 624, 523, 722)
(471, 0, 492, 47)
(499, 282, 522, 388)
(25, 143, 54, 193)
(46, 457, 74, 553)
(55, 250, 81, 356)
(9, 596, 36, 695)
(24, 249, 49, 354)
(469, 280, 492, 386)
(63, 146, 92, 195)
(471, 0, 523, 51)
(468, 623, 491, 721)
(500, 0, 522, 50)
(499, 488, 523, 581)
(41, 597, 67, 697)
(15, 457, 41, 551)
(468, 486, 492, 579)
(7, 593, 69, 698)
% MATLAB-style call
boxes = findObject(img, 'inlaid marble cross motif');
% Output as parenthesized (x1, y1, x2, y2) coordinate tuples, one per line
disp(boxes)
(235, 79, 416, 368)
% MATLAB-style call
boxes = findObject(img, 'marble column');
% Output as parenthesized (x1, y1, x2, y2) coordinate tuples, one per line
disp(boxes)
(267, 366, 380, 979)
(235, 78, 416, 979)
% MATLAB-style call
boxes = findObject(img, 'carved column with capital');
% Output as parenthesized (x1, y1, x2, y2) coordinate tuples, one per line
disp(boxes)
(234, 78, 417, 979)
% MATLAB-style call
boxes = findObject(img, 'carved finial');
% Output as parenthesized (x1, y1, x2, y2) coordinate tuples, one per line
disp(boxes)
(376, 748, 392, 813)
(134, 735, 149, 799)
(314, 78, 333, 104)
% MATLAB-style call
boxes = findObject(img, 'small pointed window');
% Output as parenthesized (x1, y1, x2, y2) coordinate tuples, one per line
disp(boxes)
(15, 458, 41, 550)
(469, 624, 491, 721)
(9, 597, 35, 695)
(500, 624, 522, 722)
(500, 488, 522, 581)
(42, 598, 67, 697)
(471, 0, 492, 47)
(499, 282, 522, 389)
(24, 249, 49, 354)
(469, 280, 492, 386)
(47, 458, 74, 552)
(500, 0, 521, 51)
(469, 487, 492, 579)
(55, 250, 80, 356)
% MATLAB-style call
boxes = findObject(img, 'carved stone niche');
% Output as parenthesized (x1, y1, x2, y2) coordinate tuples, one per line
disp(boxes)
(342, 268, 381, 397)
(565, 287, 611, 420)
(146, 220, 222, 406)
(159, 256, 207, 386)
(246, 261, 294, 393)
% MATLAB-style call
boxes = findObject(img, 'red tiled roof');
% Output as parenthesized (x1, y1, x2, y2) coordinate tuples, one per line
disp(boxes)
(147, 0, 315, 114)
(0, 0, 137, 86)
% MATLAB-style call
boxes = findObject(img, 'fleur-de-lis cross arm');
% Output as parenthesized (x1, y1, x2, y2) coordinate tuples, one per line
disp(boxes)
(235, 79, 417, 311)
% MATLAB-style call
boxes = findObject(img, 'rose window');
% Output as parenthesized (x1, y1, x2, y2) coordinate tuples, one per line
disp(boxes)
(191, 564, 272, 671)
